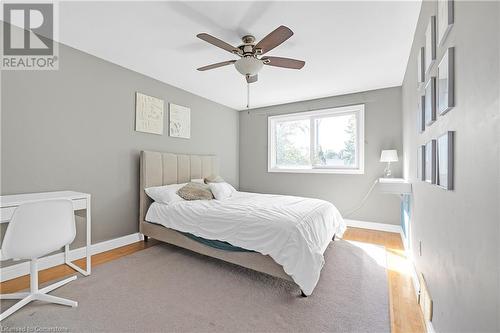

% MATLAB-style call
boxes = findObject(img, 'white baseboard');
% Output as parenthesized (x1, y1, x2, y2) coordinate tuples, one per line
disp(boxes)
(398, 228, 436, 333)
(426, 320, 436, 333)
(406, 254, 438, 333)
(0, 233, 144, 282)
(345, 219, 403, 234)
(405, 247, 421, 299)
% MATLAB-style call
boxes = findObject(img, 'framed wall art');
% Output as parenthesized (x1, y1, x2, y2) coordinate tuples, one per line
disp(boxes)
(437, 131, 455, 190)
(425, 77, 437, 126)
(135, 92, 164, 135)
(438, 0, 454, 46)
(417, 145, 426, 181)
(417, 46, 425, 86)
(425, 139, 436, 184)
(438, 47, 455, 115)
(425, 16, 437, 74)
(169, 103, 191, 139)
(418, 94, 426, 133)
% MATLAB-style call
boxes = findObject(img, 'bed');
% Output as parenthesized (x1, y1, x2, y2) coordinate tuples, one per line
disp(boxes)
(139, 151, 346, 295)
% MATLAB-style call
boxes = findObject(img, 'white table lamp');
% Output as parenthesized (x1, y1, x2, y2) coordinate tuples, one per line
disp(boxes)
(380, 150, 398, 178)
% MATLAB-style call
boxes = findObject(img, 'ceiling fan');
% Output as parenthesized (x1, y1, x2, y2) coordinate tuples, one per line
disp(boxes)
(196, 25, 305, 84)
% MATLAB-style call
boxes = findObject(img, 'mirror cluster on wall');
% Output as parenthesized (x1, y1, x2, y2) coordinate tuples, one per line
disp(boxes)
(415, 0, 455, 191)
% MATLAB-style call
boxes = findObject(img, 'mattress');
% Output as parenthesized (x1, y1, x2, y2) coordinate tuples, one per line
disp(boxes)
(145, 191, 346, 295)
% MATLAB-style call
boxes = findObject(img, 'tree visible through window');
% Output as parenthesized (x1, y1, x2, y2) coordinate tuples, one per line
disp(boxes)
(314, 114, 357, 168)
(268, 105, 364, 174)
(276, 119, 310, 167)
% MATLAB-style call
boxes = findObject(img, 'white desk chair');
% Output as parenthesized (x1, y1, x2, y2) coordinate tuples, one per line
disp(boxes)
(0, 199, 78, 321)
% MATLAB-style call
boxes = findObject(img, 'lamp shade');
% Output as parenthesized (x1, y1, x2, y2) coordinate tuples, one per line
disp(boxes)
(380, 150, 398, 162)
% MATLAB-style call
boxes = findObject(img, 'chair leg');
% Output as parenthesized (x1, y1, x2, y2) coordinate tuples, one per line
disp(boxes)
(0, 292, 29, 300)
(0, 259, 78, 321)
(0, 294, 33, 321)
(30, 259, 39, 293)
(0, 289, 78, 321)
(33, 293, 78, 307)
(39, 276, 77, 294)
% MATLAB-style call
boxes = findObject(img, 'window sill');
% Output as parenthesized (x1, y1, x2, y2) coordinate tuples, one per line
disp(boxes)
(267, 168, 364, 175)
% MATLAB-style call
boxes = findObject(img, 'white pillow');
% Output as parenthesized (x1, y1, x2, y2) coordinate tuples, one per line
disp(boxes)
(190, 178, 204, 184)
(208, 182, 237, 200)
(145, 183, 186, 204)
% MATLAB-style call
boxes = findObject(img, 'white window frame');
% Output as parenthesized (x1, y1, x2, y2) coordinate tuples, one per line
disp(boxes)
(268, 104, 365, 174)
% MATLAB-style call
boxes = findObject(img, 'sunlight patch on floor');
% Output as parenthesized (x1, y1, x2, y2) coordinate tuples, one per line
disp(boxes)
(386, 248, 411, 276)
(345, 240, 387, 269)
(344, 238, 412, 276)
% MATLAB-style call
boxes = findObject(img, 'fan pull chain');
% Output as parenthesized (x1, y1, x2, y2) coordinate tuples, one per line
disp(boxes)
(246, 81, 250, 111)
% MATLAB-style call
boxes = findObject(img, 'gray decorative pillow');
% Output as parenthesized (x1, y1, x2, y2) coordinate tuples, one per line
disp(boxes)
(177, 182, 213, 201)
(204, 175, 225, 184)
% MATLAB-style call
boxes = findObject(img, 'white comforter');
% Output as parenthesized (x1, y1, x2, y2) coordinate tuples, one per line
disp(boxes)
(145, 191, 346, 295)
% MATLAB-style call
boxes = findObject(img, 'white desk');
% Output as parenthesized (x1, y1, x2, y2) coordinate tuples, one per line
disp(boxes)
(0, 191, 92, 276)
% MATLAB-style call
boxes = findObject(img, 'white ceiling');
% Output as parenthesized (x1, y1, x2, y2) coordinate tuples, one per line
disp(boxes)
(59, 1, 421, 110)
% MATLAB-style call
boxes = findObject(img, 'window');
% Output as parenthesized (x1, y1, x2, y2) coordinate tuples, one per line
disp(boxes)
(268, 104, 364, 174)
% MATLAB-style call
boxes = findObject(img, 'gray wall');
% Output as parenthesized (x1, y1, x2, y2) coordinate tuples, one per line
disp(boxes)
(1, 41, 239, 262)
(240, 87, 403, 225)
(401, 1, 499, 332)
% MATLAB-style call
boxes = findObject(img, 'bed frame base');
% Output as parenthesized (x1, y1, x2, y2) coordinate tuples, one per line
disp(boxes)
(140, 221, 294, 283)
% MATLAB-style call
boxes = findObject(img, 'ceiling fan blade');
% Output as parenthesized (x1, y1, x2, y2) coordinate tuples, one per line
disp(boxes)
(246, 74, 258, 83)
(262, 56, 305, 69)
(254, 25, 293, 55)
(197, 60, 236, 71)
(197, 33, 240, 55)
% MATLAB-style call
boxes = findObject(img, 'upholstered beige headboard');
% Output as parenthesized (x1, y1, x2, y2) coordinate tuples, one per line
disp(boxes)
(139, 151, 219, 227)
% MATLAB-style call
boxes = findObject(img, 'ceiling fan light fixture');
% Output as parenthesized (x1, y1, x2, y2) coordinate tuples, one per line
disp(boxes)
(235, 57, 264, 76)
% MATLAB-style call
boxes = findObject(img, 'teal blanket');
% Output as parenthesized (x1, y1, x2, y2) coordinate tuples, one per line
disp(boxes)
(178, 231, 254, 252)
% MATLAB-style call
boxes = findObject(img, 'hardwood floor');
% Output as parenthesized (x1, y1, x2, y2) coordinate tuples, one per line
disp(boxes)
(343, 228, 426, 333)
(0, 228, 425, 333)
(0, 239, 158, 294)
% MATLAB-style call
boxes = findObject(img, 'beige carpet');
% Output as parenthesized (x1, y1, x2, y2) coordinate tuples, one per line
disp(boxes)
(1, 240, 389, 332)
